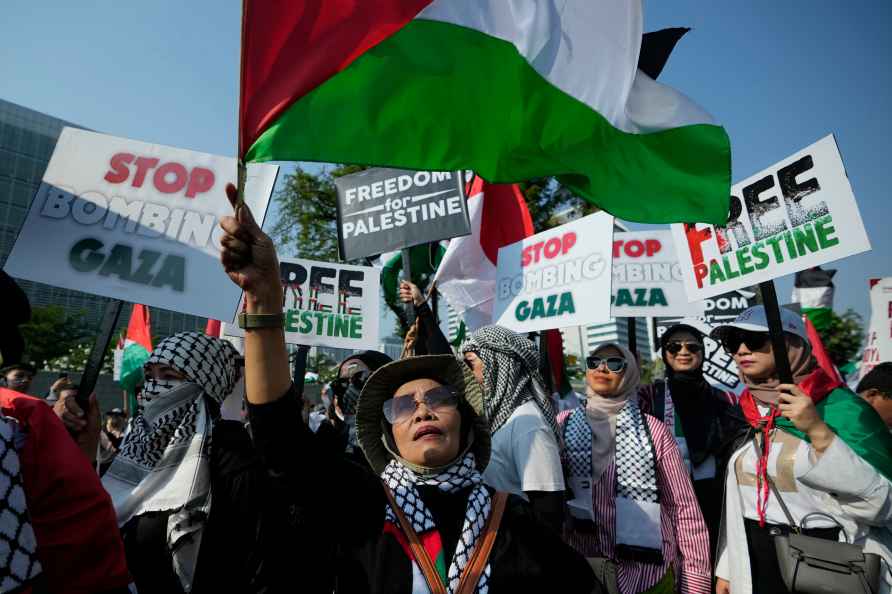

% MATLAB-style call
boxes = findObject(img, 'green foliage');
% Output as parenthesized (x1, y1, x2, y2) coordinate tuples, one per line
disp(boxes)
(640, 358, 665, 385)
(44, 342, 115, 375)
(819, 309, 864, 367)
(519, 177, 599, 231)
(270, 164, 366, 260)
(20, 306, 91, 369)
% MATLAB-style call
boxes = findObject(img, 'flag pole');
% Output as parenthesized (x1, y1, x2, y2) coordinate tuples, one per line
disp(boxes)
(759, 280, 794, 384)
(78, 299, 125, 411)
(627, 317, 639, 362)
(236, 0, 249, 205)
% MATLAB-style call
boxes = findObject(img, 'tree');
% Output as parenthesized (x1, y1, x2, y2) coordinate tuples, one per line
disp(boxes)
(44, 342, 116, 375)
(640, 358, 665, 385)
(819, 309, 863, 367)
(518, 177, 597, 231)
(19, 306, 91, 369)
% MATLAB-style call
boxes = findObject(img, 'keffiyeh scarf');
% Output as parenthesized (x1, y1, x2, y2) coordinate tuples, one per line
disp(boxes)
(103, 332, 238, 591)
(0, 415, 41, 593)
(461, 326, 559, 440)
(382, 453, 493, 593)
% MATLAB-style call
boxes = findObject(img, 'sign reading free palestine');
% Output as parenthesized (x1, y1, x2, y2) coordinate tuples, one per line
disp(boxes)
(3, 128, 278, 320)
(225, 256, 380, 350)
(672, 134, 871, 301)
(493, 212, 613, 333)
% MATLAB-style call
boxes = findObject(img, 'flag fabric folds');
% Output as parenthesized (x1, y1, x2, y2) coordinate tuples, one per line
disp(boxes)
(115, 305, 152, 398)
(239, 1, 731, 225)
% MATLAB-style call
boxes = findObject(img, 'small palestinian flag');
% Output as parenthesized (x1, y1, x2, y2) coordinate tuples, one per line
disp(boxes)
(114, 305, 152, 404)
(239, 2, 731, 225)
(792, 266, 835, 333)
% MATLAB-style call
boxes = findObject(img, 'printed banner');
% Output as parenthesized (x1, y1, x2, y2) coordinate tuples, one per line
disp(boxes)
(611, 230, 705, 318)
(334, 167, 470, 260)
(858, 278, 892, 382)
(672, 135, 870, 301)
(225, 257, 380, 350)
(493, 212, 613, 333)
(653, 287, 758, 393)
(3, 128, 278, 320)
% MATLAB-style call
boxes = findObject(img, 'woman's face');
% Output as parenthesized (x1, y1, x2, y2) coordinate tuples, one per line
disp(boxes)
(586, 346, 626, 397)
(390, 378, 462, 468)
(462, 352, 485, 387)
(731, 333, 776, 380)
(664, 330, 704, 372)
(145, 363, 186, 381)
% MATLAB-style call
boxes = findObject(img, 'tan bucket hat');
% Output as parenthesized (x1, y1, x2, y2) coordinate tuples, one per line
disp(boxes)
(356, 354, 491, 475)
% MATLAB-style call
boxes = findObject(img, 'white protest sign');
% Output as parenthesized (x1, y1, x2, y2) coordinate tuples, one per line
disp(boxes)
(672, 135, 870, 301)
(225, 256, 380, 350)
(611, 230, 705, 318)
(3, 128, 278, 320)
(858, 278, 892, 382)
(493, 212, 613, 333)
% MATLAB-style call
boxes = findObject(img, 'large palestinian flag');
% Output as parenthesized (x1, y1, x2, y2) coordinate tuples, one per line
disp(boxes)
(239, 1, 731, 224)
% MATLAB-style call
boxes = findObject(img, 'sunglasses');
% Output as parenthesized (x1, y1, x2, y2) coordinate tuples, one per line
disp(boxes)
(382, 385, 459, 425)
(721, 329, 770, 354)
(331, 369, 370, 397)
(664, 341, 703, 355)
(585, 356, 627, 373)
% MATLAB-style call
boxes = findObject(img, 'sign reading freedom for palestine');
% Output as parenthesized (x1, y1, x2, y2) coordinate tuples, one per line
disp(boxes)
(334, 167, 470, 261)
(493, 212, 613, 333)
(672, 135, 871, 301)
(3, 128, 278, 320)
(226, 256, 380, 350)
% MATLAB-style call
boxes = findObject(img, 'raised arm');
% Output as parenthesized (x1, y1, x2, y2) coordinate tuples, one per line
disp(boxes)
(220, 183, 291, 406)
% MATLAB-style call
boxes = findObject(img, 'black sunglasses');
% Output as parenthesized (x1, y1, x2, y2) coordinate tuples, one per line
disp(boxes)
(586, 356, 627, 373)
(664, 341, 703, 355)
(721, 329, 770, 354)
(331, 369, 370, 396)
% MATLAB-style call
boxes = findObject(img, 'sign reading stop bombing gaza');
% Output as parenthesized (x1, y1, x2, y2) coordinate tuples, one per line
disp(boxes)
(225, 256, 380, 350)
(493, 212, 614, 333)
(672, 134, 870, 301)
(3, 128, 278, 320)
(334, 167, 471, 260)
(611, 230, 704, 318)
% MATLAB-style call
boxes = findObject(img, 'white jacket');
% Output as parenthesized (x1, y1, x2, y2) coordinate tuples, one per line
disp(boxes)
(716, 434, 892, 594)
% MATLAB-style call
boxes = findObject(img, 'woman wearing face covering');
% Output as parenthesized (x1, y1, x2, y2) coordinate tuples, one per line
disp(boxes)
(711, 306, 892, 594)
(103, 332, 280, 594)
(217, 185, 603, 594)
(460, 326, 566, 533)
(559, 343, 711, 594)
(638, 322, 746, 556)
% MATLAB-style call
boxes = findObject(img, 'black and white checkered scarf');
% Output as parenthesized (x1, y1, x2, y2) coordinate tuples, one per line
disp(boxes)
(461, 326, 559, 439)
(382, 452, 493, 593)
(0, 415, 41, 593)
(103, 332, 238, 591)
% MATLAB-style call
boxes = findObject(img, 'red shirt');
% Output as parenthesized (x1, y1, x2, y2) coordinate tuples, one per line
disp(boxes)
(0, 388, 131, 594)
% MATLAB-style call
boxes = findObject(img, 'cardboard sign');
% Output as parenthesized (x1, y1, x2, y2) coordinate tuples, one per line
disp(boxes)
(225, 257, 380, 350)
(611, 230, 705, 318)
(3, 128, 278, 320)
(858, 278, 892, 382)
(493, 212, 613, 333)
(672, 135, 871, 301)
(334, 168, 470, 260)
(653, 287, 758, 393)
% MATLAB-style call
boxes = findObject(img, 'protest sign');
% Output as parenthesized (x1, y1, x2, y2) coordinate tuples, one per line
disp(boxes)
(225, 256, 380, 350)
(493, 212, 613, 333)
(858, 278, 892, 382)
(334, 167, 470, 260)
(611, 230, 705, 318)
(653, 287, 757, 393)
(3, 128, 278, 320)
(672, 135, 870, 301)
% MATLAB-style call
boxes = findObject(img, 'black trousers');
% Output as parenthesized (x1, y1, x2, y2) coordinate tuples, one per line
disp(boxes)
(744, 518, 841, 593)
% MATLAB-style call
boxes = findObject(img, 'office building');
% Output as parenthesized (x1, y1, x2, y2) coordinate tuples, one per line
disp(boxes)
(0, 98, 205, 341)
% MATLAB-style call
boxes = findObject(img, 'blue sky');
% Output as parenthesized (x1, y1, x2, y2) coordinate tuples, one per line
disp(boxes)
(2, 1, 890, 325)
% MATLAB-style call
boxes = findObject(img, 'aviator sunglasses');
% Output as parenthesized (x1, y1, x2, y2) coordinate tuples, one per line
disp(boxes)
(585, 356, 627, 373)
(382, 385, 459, 425)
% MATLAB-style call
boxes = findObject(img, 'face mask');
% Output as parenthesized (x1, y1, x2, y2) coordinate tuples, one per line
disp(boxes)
(142, 378, 186, 404)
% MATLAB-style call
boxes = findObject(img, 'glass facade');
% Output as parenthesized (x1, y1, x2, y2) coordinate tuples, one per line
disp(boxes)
(0, 98, 205, 339)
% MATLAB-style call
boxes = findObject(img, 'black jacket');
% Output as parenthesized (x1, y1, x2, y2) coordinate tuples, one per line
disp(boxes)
(247, 388, 604, 594)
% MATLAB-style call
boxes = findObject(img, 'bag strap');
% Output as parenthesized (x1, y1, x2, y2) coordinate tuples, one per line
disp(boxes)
(455, 491, 509, 594)
(383, 484, 448, 594)
(750, 434, 799, 532)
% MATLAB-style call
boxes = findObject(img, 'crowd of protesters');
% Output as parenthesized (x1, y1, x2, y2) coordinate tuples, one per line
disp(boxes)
(0, 190, 890, 594)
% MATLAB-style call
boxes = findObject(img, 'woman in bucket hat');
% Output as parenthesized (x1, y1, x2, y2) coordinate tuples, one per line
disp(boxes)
(217, 184, 603, 594)
(711, 306, 892, 594)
